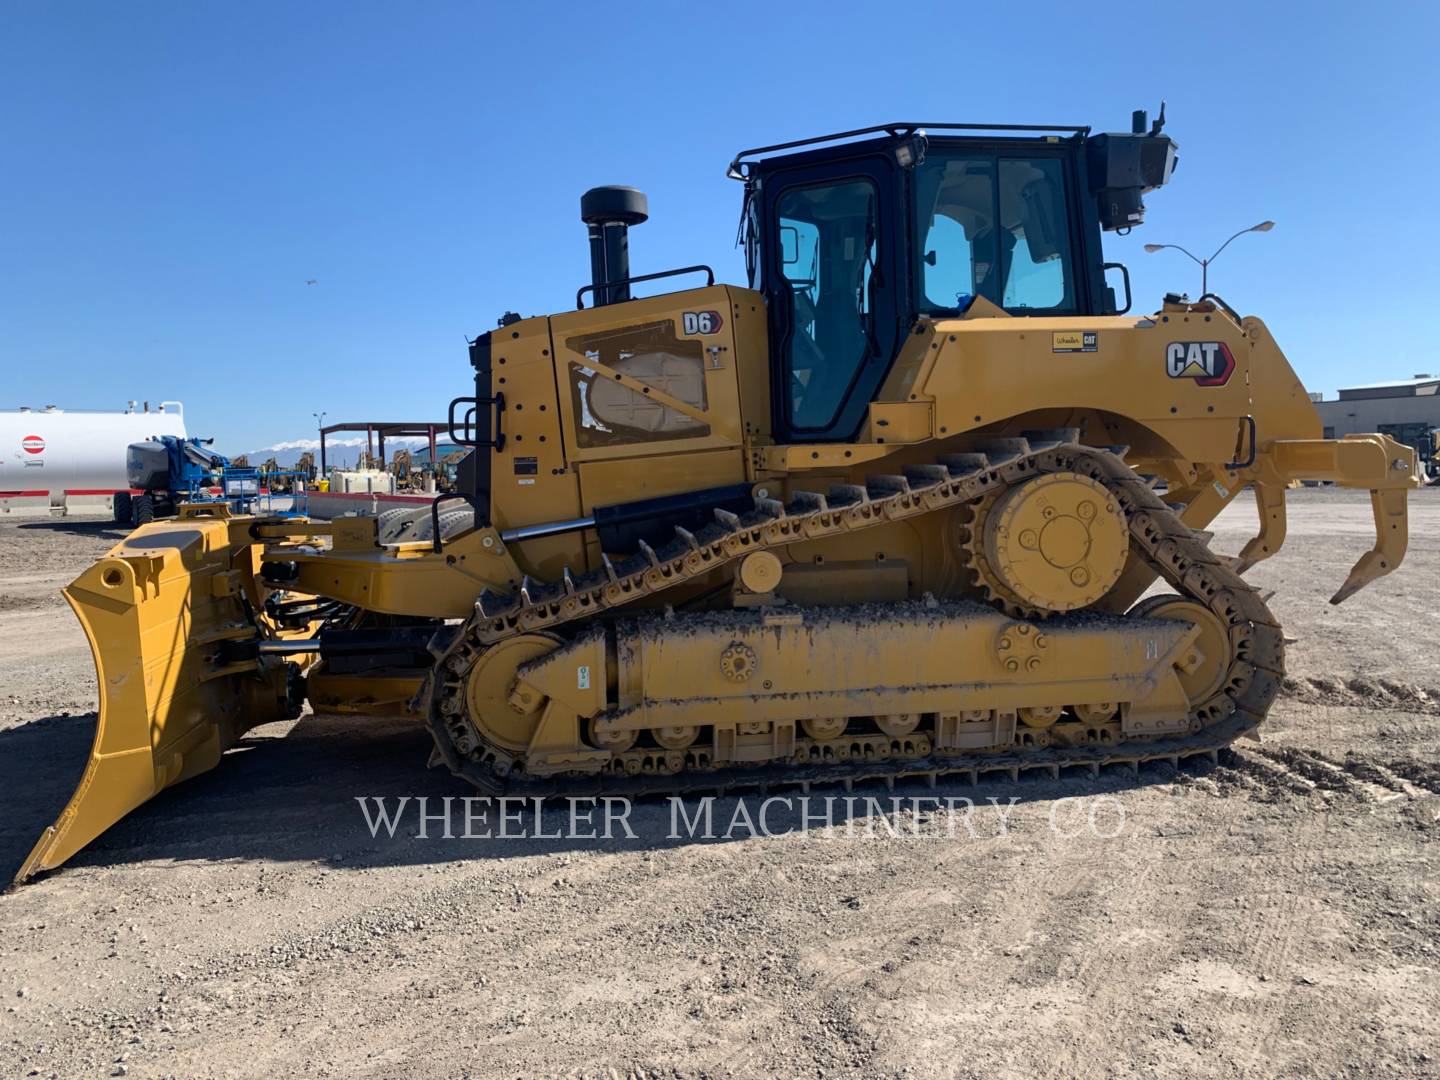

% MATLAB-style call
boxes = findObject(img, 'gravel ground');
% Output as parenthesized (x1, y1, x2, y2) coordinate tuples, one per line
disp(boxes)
(0, 490, 1437, 1079)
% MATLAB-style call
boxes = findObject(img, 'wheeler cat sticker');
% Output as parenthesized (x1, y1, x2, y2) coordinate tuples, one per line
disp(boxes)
(1052, 331, 1097, 353)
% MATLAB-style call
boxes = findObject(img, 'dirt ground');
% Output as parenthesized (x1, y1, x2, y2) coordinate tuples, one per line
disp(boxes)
(1, 490, 1437, 1079)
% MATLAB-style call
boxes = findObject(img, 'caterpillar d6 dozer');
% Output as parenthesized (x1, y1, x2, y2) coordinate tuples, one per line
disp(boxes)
(20, 110, 1420, 882)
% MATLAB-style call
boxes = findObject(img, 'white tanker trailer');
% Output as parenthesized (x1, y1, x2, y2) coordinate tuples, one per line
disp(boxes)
(0, 402, 187, 513)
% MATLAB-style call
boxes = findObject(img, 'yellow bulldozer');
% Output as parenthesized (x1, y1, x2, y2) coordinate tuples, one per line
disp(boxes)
(19, 110, 1419, 882)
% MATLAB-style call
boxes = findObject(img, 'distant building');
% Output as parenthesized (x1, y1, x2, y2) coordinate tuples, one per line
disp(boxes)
(409, 443, 464, 466)
(1312, 375, 1439, 457)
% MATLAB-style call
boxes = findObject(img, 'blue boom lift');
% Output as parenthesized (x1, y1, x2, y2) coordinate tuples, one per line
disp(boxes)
(117, 435, 301, 524)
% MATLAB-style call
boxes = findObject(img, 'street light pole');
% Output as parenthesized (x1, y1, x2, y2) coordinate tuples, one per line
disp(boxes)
(1144, 220, 1274, 296)
(313, 411, 327, 475)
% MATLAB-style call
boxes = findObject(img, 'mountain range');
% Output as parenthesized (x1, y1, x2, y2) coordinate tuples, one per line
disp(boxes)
(241, 436, 461, 469)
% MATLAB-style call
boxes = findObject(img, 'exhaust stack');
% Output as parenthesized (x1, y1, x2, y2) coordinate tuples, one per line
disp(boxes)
(580, 185, 648, 306)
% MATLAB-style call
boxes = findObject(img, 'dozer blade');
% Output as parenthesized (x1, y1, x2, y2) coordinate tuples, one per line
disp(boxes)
(15, 512, 299, 884)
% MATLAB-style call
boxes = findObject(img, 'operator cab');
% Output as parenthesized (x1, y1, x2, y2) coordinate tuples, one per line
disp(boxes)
(731, 114, 1178, 443)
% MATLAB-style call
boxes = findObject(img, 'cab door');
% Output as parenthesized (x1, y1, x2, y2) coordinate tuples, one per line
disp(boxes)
(761, 155, 903, 443)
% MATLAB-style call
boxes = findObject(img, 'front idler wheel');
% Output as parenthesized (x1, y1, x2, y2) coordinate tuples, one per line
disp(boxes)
(462, 633, 562, 754)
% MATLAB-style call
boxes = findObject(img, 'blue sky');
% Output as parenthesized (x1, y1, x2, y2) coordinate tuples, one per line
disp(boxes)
(3, 2, 1437, 455)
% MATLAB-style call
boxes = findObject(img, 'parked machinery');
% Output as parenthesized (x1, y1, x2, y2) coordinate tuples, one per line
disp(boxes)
(20, 110, 1419, 881)
(295, 451, 317, 484)
(119, 436, 306, 522)
(119, 435, 239, 524)
(389, 448, 416, 489)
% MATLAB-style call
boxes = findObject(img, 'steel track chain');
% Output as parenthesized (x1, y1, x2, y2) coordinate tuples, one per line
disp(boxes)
(422, 439, 1285, 797)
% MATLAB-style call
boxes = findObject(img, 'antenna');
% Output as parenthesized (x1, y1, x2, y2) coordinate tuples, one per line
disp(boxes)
(1150, 101, 1167, 136)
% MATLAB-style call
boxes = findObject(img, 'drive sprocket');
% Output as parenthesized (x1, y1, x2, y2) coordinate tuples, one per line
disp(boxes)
(962, 471, 1129, 618)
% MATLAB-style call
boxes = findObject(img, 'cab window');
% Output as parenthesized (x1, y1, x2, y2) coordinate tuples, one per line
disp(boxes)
(915, 153, 1076, 314)
(999, 158, 1073, 309)
(775, 178, 878, 431)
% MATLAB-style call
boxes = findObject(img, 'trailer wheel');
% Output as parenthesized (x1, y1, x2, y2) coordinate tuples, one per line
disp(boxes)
(112, 491, 133, 526)
(437, 508, 475, 539)
(133, 494, 155, 526)
(376, 506, 428, 544)
(411, 508, 474, 543)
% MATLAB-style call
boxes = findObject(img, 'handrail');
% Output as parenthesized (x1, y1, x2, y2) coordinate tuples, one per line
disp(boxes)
(1102, 262, 1132, 315)
(576, 265, 715, 309)
(1198, 292, 1244, 325)
(428, 492, 472, 554)
(447, 393, 504, 451)
(1225, 415, 1258, 471)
